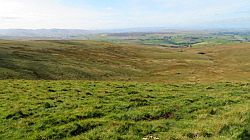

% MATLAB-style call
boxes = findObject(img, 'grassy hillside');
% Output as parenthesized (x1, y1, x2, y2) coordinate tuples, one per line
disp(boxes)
(0, 80, 249, 140)
(0, 40, 249, 83)
(0, 40, 249, 140)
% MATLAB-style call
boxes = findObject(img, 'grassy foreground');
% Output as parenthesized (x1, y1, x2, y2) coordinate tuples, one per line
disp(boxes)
(0, 80, 249, 140)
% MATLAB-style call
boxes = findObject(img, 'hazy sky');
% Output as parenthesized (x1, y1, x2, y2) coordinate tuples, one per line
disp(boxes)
(0, 0, 249, 29)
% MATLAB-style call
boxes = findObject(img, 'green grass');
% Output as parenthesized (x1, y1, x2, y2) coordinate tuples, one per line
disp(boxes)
(0, 80, 249, 140)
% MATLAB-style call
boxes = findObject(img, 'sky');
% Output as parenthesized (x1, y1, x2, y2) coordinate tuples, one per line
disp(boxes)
(0, 0, 249, 29)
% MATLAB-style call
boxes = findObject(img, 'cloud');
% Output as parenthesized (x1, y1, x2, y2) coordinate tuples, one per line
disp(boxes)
(0, 16, 20, 20)
(0, 0, 249, 29)
(0, 0, 105, 29)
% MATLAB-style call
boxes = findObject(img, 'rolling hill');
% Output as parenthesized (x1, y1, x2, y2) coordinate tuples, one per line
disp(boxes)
(0, 40, 249, 83)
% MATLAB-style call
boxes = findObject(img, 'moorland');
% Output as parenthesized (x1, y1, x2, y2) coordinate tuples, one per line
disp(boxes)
(0, 31, 250, 140)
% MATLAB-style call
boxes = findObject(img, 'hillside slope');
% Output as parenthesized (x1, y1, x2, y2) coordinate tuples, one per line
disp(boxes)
(0, 40, 249, 83)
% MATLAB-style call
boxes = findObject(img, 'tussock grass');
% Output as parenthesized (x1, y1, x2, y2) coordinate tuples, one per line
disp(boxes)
(0, 80, 249, 139)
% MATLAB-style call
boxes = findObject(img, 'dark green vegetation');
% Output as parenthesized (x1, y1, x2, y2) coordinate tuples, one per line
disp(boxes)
(0, 40, 250, 83)
(0, 80, 249, 139)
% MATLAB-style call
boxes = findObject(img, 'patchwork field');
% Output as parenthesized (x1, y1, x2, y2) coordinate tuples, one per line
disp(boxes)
(0, 81, 249, 140)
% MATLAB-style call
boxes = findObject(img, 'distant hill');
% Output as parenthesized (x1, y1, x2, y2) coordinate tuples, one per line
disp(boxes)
(0, 28, 169, 39)
(0, 28, 250, 40)
(0, 29, 96, 39)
